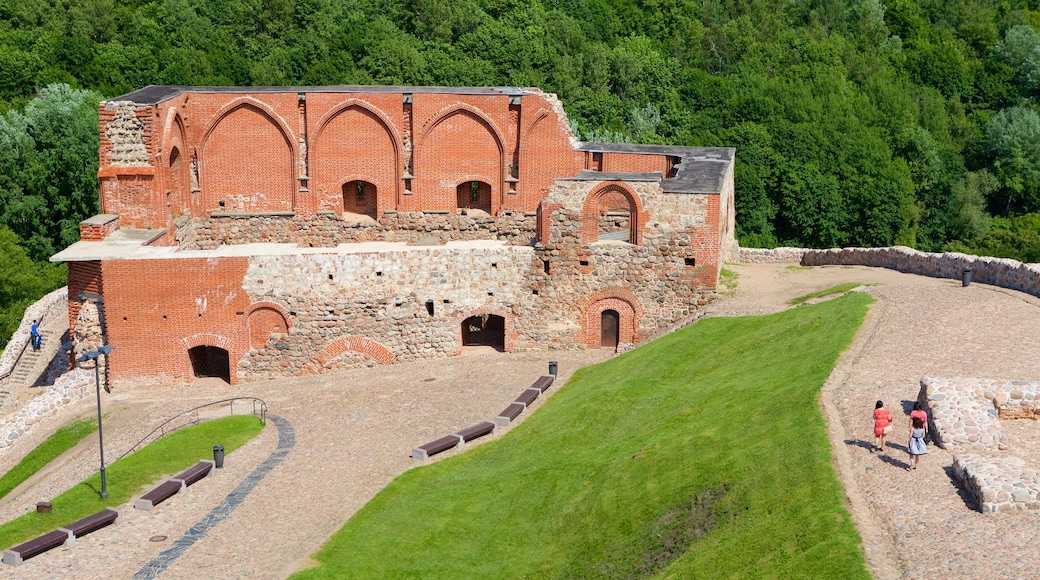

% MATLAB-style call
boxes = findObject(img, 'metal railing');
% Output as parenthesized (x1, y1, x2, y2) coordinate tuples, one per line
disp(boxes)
(113, 397, 267, 464)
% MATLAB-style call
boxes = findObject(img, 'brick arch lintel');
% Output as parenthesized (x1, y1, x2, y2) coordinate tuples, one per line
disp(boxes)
(181, 332, 235, 352)
(454, 308, 516, 354)
(416, 103, 506, 157)
(160, 109, 187, 163)
(198, 97, 298, 159)
(581, 181, 645, 245)
(579, 290, 642, 348)
(311, 99, 403, 201)
(245, 301, 292, 329)
(299, 336, 397, 376)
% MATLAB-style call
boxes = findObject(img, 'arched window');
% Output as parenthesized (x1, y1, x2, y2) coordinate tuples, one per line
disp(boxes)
(456, 181, 492, 215)
(343, 180, 377, 220)
(188, 345, 231, 383)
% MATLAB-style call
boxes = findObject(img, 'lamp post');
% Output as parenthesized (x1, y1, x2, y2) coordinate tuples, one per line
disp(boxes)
(76, 345, 114, 500)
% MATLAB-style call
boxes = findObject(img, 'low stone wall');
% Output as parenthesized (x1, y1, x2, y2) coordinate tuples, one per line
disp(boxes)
(736, 247, 809, 264)
(952, 454, 1040, 513)
(0, 287, 67, 380)
(0, 368, 93, 453)
(802, 247, 1040, 298)
(918, 377, 1010, 451)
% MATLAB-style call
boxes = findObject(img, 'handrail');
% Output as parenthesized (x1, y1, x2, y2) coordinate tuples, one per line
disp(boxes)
(112, 396, 267, 464)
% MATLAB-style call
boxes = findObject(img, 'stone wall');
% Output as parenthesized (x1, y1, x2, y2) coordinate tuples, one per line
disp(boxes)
(175, 212, 537, 250)
(0, 287, 67, 380)
(0, 369, 93, 453)
(102, 101, 152, 167)
(953, 454, 1040, 513)
(802, 247, 1040, 298)
(737, 247, 810, 264)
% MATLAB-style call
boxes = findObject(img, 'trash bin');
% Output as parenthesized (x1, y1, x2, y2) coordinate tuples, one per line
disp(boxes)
(213, 445, 225, 468)
(548, 361, 558, 377)
(962, 267, 973, 287)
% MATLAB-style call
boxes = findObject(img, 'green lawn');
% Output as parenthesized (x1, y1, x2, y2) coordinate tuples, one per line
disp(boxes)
(295, 293, 874, 579)
(0, 415, 263, 549)
(0, 417, 96, 502)
(788, 283, 865, 305)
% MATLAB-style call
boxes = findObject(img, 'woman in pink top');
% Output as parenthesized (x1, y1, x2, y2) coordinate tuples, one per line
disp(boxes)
(873, 400, 893, 452)
(909, 401, 927, 427)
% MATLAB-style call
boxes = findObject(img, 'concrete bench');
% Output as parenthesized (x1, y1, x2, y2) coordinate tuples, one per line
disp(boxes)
(531, 375, 554, 392)
(495, 402, 526, 426)
(60, 508, 121, 542)
(411, 434, 463, 460)
(515, 388, 540, 407)
(174, 460, 215, 488)
(2, 529, 72, 566)
(455, 421, 496, 442)
(134, 479, 184, 511)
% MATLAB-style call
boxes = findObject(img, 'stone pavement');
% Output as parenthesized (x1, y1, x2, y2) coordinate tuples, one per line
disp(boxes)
(3, 264, 1040, 578)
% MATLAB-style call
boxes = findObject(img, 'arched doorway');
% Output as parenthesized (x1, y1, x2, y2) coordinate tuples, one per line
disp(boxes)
(598, 190, 632, 242)
(343, 180, 377, 220)
(188, 345, 231, 383)
(456, 181, 492, 215)
(461, 314, 505, 351)
(601, 309, 620, 349)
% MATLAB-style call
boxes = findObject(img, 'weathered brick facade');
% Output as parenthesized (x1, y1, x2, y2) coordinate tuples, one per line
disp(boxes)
(53, 86, 736, 387)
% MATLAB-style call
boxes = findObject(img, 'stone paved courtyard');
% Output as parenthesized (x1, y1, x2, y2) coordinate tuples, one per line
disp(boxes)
(2, 263, 1040, 578)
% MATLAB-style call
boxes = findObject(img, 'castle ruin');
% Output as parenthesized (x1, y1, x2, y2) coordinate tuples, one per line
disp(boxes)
(52, 86, 736, 386)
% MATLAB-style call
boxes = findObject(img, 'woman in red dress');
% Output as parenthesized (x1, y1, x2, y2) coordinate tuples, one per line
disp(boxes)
(873, 400, 893, 452)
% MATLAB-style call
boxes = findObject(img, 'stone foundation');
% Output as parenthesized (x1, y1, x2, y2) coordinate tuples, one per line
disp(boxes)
(919, 377, 1010, 451)
(952, 454, 1040, 513)
(737, 247, 809, 264)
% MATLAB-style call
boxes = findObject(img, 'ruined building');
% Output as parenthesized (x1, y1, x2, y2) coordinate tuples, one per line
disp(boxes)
(52, 86, 736, 386)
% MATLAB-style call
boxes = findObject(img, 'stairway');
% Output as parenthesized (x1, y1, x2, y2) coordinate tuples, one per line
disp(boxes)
(0, 330, 56, 412)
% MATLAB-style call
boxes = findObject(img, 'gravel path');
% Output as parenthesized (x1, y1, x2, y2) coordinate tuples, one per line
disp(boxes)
(3, 263, 1040, 578)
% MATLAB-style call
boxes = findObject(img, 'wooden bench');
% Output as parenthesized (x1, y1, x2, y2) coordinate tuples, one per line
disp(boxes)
(134, 479, 184, 511)
(2, 529, 72, 566)
(531, 375, 554, 392)
(60, 508, 120, 542)
(515, 388, 540, 407)
(411, 434, 463, 460)
(174, 460, 215, 488)
(495, 402, 526, 426)
(454, 421, 496, 442)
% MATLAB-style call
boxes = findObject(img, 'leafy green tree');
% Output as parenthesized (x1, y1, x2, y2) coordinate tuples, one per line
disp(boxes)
(985, 105, 1040, 215)
(0, 226, 66, 349)
(0, 84, 102, 261)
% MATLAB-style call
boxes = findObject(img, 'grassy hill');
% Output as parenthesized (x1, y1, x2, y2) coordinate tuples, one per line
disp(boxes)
(295, 292, 874, 579)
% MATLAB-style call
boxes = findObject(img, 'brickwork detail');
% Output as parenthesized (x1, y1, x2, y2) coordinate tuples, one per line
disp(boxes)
(298, 336, 397, 375)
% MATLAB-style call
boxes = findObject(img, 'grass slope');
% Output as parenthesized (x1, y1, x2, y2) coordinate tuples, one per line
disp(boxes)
(0, 415, 262, 549)
(296, 294, 874, 579)
(0, 417, 96, 502)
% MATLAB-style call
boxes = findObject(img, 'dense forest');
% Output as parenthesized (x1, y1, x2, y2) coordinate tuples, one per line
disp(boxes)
(2, 0, 1040, 345)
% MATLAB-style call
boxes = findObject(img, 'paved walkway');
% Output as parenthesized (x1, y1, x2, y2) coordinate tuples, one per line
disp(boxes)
(3, 264, 1040, 578)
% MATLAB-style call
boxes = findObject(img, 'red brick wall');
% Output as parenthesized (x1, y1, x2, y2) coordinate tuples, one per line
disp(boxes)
(413, 96, 507, 214)
(519, 103, 584, 209)
(601, 152, 670, 174)
(100, 257, 251, 384)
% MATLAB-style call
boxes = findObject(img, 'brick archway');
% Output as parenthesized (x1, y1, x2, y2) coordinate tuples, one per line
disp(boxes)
(298, 336, 397, 376)
(181, 332, 238, 383)
(580, 182, 645, 245)
(579, 289, 643, 349)
(246, 301, 292, 350)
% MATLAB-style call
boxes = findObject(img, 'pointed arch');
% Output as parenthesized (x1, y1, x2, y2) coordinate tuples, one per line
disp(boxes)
(198, 98, 297, 214)
(415, 103, 506, 214)
(311, 99, 402, 215)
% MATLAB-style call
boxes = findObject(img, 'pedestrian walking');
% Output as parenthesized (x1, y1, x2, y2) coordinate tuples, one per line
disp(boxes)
(909, 401, 927, 428)
(908, 416, 928, 470)
(873, 400, 894, 452)
(29, 320, 40, 351)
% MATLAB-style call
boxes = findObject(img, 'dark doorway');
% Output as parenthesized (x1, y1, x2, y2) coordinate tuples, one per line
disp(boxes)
(343, 180, 377, 219)
(461, 314, 505, 351)
(600, 310, 619, 349)
(456, 181, 492, 215)
(188, 345, 231, 383)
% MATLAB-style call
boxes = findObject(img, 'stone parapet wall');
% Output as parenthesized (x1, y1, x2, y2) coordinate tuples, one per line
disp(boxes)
(0, 369, 93, 453)
(176, 212, 537, 250)
(0, 287, 68, 381)
(801, 247, 1040, 298)
(736, 247, 810, 264)
(919, 377, 1010, 451)
(953, 454, 1040, 513)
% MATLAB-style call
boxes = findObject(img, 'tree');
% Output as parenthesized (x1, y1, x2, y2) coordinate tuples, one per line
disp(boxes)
(0, 226, 66, 349)
(0, 84, 102, 261)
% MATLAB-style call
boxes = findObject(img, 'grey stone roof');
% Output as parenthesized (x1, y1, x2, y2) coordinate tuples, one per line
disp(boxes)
(108, 85, 533, 105)
(577, 143, 734, 194)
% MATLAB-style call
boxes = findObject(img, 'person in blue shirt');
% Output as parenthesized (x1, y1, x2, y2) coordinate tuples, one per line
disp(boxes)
(29, 320, 40, 351)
